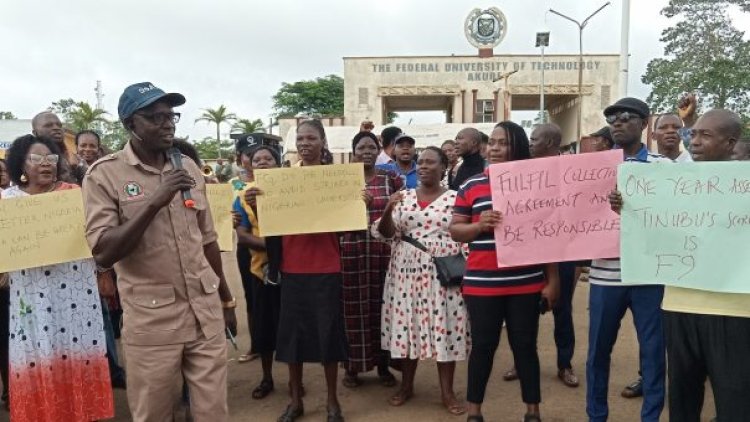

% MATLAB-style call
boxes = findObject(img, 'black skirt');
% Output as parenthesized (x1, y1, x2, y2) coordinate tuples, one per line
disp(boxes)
(275, 273, 349, 363)
(250, 275, 281, 354)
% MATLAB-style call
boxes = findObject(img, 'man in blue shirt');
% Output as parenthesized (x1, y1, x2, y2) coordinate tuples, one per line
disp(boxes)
(376, 133, 417, 188)
(587, 97, 671, 422)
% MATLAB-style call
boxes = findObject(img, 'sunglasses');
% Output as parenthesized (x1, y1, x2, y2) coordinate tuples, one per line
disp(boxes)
(605, 111, 641, 124)
(27, 153, 60, 165)
(135, 112, 181, 125)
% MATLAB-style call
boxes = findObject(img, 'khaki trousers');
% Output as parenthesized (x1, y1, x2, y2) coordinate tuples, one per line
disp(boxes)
(124, 331, 228, 422)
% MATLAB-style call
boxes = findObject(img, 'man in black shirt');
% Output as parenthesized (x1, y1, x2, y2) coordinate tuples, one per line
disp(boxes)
(449, 128, 485, 190)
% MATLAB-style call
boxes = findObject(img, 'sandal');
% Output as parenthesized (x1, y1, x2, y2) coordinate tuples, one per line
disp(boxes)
(342, 373, 363, 389)
(277, 404, 304, 422)
(523, 413, 542, 422)
(252, 379, 274, 399)
(503, 367, 518, 381)
(388, 390, 413, 406)
(378, 372, 397, 387)
(238, 353, 260, 363)
(327, 406, 345, 422)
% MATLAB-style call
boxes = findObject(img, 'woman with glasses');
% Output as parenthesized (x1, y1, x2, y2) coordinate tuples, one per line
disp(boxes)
(2, 135, 113, 421)
(451, 122, 560, 422)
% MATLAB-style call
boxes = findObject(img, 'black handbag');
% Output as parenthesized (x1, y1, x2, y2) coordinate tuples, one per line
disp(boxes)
(401, 236, 465, 287)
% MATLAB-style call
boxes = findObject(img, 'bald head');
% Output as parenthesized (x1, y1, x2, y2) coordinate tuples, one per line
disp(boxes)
(689, 109, 741, 162)
(31, 111, 64, 144)
(455, 127, 482, 157)
(529, 123, 562, 158)
(702, 109, 742, 139)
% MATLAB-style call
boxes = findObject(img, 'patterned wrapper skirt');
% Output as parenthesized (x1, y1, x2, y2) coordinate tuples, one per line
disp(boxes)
(9, 259, 114, 422)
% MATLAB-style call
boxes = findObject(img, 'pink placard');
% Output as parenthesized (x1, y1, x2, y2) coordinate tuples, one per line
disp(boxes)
(489, 150, 622, 267)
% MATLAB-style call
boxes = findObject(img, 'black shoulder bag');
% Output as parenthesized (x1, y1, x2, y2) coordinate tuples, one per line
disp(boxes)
(401, 236, 465, 287)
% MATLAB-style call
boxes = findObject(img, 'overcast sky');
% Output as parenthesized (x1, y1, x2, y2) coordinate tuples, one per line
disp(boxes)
(1, 0, 747, 140)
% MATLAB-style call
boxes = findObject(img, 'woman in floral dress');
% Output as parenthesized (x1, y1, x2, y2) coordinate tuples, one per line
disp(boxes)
(373, 146, 469, 416)
(3, 135, 113, 422)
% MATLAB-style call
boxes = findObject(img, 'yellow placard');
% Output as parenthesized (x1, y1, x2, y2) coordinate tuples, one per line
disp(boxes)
(255, 163, 367, 236)
(0, 189, 92, 273)
(205, 183, 234, 251)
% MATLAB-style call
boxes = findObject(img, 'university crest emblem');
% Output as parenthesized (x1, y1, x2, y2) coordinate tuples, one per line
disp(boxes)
(465, 7, 507, 49)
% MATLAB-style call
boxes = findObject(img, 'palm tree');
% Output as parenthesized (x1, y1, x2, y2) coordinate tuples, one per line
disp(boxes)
(195, 105, 237, 158)
(231, 118, 265, 134)
(68, 102, 109, 131)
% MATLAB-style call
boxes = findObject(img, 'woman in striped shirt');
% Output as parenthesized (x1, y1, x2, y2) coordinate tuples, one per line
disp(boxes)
(450, 121, 560, 422)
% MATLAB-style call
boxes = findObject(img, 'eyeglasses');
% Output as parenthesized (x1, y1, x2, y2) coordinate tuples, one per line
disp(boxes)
(27, 153, 60, 165)
(605, 111, 640, 124)
(135, 112, 181, 125)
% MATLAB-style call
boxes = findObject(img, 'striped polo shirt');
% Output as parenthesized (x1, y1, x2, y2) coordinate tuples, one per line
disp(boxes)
(589, 144, 673, 286)
(454, 171, 546, 296)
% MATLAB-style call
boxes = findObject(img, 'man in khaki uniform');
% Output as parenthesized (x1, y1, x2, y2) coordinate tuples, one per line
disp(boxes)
(82, 82, 237, 422)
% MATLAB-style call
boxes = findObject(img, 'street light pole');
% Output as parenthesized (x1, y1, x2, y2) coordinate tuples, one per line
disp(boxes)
(549, 2, 610, 145)
(536, 32, 550, 124)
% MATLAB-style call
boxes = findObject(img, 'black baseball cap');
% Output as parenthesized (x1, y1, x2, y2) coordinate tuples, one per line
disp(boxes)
(603, 97, 650, 119)
(393, 133, 416, 145)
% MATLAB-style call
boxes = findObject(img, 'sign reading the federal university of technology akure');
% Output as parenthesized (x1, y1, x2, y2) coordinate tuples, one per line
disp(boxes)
(620, 162, 750, 293)
(368, 59, 604, 83)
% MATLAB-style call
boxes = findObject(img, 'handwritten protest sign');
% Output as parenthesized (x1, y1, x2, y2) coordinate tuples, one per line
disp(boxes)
(489, 150, 622, 267)
(0, 189, 92, 273)
(620, 162, 750, 293)
(254, 163, 367, 236)
(205, 183, 234, 251)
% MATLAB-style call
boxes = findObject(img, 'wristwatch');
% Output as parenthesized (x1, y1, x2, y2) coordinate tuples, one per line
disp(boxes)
(222, 298, 237, 309)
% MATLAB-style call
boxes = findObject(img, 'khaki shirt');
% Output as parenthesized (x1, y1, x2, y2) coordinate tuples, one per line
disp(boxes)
(82, 141, 223, 346)
(663, 286, 750, 318)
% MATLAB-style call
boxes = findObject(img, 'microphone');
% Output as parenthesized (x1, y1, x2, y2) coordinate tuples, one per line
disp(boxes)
(167, 147, 195, 208)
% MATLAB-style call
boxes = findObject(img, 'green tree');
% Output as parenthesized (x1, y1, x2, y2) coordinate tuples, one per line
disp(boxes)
(48, 98, 78, 122)
(68, 102, 109, 132)
(101, 120, 129, 152)
(195, 105, 236, 159)
(642, 1, 750, 116)
(192, 137, 234, 160)
(272, 74, 344, 118)
(0, 111, 16, 119)
(231, 118, 265, 133)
